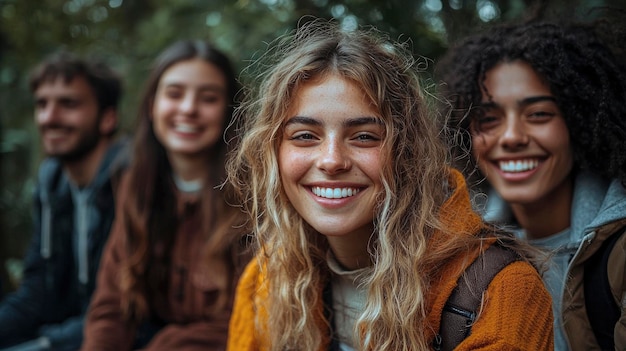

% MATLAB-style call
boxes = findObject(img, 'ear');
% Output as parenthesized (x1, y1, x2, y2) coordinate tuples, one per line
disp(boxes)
(99, 108, 118, 136)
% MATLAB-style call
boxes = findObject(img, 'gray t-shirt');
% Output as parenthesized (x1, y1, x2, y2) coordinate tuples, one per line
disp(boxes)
(69, 183, 96, 285)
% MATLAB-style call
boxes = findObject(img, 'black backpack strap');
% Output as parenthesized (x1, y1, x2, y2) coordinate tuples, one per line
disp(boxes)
(434, 244, 520, 351)
(584, 228, 625, 350)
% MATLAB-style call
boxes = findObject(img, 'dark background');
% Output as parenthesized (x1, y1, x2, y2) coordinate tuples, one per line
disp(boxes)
(1, 0, 624, 293)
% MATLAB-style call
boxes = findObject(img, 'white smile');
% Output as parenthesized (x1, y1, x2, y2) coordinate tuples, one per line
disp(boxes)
(498, 159, 539, 173)
(312, 187, 360, 199)
(174, 123, 200, 133)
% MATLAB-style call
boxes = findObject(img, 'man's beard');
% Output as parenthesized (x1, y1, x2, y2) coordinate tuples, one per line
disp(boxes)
(43, 122, 102, 163)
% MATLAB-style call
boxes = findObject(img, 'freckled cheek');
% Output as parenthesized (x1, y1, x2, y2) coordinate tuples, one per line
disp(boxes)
(278, 148, 311, 181)
(347, 150, 382, 187)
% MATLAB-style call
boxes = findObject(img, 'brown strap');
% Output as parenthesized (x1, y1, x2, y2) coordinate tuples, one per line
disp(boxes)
(436, 244, 520, 351)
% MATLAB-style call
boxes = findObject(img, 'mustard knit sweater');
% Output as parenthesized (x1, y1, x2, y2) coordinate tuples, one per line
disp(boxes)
(227, 170, 554, 350)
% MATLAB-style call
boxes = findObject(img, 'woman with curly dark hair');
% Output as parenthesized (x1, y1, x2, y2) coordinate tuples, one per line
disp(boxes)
(437, 19, 626, 351)
(81, 40, 249, 350)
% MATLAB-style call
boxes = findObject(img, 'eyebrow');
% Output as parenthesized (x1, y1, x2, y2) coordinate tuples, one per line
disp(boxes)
(284, 116, 382, 127)
(481, 95, 557, 109)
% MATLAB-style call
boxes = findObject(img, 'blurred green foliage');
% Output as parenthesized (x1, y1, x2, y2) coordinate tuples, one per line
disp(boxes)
(0, 0, 623, 292)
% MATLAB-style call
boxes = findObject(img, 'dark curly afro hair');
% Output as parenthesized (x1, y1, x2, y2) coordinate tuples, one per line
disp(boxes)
(437, 19, 626, 184)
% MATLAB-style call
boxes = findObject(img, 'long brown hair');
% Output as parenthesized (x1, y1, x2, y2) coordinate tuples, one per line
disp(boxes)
(120, 40, 241, 323)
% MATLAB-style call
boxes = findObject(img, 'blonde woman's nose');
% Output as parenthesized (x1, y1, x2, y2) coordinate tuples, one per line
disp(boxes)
(316, 138, 351, 174)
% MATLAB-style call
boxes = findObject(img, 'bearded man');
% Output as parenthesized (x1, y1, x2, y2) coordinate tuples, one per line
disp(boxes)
(0, 51, 127, 351)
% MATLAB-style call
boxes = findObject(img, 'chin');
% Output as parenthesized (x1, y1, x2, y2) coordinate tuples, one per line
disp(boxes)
(500, 193, 542, 206)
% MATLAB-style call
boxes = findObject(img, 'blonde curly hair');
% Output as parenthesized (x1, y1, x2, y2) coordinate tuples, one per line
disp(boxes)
(226, 19, 479, 350)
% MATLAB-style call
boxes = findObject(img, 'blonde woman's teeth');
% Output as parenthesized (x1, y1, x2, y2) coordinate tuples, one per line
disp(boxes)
(312, 187, 360, 199)
(499, 159, 539, 172)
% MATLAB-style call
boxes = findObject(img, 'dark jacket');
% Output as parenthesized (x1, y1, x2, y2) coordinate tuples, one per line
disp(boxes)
(0, 138, 128, 350)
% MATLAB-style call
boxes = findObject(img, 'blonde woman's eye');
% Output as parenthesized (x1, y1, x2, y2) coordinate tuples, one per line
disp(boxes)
(355, 133, 379, 141)
(292, 132, 315, 140)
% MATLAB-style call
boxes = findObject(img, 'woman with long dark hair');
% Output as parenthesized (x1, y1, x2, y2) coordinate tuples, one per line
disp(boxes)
(82, 40, 248, 350)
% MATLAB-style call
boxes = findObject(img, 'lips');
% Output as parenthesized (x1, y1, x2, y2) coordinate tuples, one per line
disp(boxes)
(498, 159, 540, 173)
(311, 186, 361, 199)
